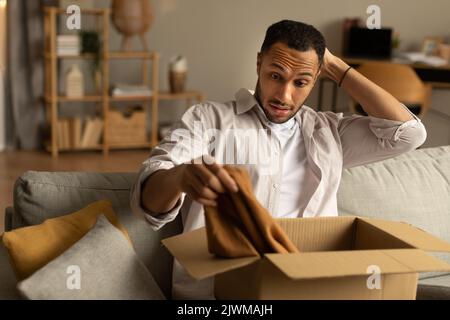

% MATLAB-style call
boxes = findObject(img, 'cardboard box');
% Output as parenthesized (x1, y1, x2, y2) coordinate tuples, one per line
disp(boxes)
(162, 216, 450, 300)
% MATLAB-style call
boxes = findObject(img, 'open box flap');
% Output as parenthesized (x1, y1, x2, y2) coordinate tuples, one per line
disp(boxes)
(265, 249, 450, 280)
(359, 217, 450, 252)
(162, 227, 259, 280)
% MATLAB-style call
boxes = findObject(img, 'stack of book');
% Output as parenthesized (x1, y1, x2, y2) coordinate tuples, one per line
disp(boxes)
(111, 84, 153, 97)
(57, 35, 80, 56)
(57, 117, 103, 149)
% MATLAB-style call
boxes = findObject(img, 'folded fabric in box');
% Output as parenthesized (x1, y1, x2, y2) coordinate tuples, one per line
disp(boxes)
(204, 165, 299, 257)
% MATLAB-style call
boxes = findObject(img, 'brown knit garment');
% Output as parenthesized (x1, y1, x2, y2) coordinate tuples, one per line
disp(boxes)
(204, 165, 299, 258)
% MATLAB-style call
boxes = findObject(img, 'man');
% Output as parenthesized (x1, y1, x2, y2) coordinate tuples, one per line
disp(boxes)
(130, 20, 426, 299)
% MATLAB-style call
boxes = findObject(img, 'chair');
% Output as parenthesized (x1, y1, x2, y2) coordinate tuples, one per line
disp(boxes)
(349, 62, 432, 119)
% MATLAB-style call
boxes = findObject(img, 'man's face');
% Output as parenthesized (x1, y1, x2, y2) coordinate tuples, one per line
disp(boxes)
(256, 42, 321, 123)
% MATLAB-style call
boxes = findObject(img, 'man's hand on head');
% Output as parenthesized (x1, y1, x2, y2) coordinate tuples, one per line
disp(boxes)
(320, 48, 340, 82)
(320, 48, 352, 85)
(320, 48, 414, 122)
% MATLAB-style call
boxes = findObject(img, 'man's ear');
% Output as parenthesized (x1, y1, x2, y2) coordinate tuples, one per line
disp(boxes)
(314, 69, 321, 82)
(257, 52, 262, 75)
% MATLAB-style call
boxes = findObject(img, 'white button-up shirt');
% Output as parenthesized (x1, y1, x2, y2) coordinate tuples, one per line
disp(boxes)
(253, 103, 309, 218)
(130, 88, 427, 299)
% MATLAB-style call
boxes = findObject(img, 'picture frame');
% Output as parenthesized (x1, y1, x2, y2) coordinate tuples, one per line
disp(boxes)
(421, 36, 443, 56)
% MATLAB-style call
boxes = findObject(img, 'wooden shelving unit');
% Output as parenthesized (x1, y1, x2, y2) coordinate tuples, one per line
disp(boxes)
(43, 7, 160, 157)
(44, 6, 205, 157)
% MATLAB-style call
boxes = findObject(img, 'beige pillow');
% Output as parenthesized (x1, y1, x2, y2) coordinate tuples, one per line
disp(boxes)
(17, 215, 165, 300)
(2, 200, 131, 280)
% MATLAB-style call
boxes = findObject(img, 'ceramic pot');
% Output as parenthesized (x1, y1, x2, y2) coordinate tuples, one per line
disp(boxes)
(111, 0, 154, 51)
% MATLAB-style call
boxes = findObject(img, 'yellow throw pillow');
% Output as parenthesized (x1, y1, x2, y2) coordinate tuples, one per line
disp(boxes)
(2, 199, 132, 280)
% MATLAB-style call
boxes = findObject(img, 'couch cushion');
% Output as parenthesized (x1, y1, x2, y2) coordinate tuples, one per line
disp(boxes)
(3, 200, 131, 280)
(0, 242, 22, 299)
(416, 284, 450, 300)
(17, 215, 165, 300)
(338, 146, 450, 278)
(419, 274, 450, 287)
(418, 274, 450, 300)
(11, 171, 183, 298)
(13, 172, 137, 228)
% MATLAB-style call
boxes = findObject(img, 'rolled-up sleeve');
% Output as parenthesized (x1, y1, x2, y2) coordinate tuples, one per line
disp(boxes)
(130, 159, 186, 230)
(338, 104, 427, 169)
(130, 104, 211, 230)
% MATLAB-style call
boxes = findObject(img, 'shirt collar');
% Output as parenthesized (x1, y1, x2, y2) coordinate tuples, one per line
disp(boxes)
(235, 88, 259, 115)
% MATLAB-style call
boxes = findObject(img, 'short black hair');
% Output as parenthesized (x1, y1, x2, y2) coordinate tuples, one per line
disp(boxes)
(260, 20, 326, 67)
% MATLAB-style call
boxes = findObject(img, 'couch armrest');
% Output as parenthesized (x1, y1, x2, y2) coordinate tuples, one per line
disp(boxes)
(4, 207, 13, 232)
(416, 284, 450, 300)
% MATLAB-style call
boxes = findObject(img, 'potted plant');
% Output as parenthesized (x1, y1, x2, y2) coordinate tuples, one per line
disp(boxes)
(79, 30, 101, 93)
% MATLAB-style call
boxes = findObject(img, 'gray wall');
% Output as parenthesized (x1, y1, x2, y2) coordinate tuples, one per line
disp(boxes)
(81, 0, 450, 146)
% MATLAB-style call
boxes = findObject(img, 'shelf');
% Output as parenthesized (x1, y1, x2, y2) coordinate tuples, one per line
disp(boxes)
(109, 142, 153, 149)
(46, 142, 152, 152)
(109, 95, 154, 102)
(45, 95, 104, 103)
(44, 7, 108, 15)
(45, 93, 206, 103)
(159, 91, 205, 100)
(46, 52, 156, 60)
(45, 53, 98, 60)
(45, 52, 156, 60)
(109, 51, 157, 60)
(45, 94, 206, 103)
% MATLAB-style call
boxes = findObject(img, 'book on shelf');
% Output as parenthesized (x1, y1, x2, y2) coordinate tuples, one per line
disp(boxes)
(63, 120, 70, 148)
(56, 35, 80, 56)
(74, 117, 82, 148)
(57, 119, 66, 149)
(56, 48, 80, 54)
(80, 117, 103, 148)
(55, 117, 103, 150)
(56, 118, 82, 149)
(110, 83, 153, 97)
(69, 117, 82, 148)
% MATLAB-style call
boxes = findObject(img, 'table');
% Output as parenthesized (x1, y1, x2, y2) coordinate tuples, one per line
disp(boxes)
(317, 56, 450, 112)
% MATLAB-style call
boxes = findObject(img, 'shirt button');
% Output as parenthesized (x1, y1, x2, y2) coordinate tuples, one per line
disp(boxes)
(272, 183, 279, 189)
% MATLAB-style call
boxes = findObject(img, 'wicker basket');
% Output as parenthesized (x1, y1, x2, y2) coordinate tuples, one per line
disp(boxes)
(107, 108, 147, 145)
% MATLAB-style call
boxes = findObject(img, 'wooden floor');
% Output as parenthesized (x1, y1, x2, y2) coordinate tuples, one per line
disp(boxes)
(0, 150, 151, 233)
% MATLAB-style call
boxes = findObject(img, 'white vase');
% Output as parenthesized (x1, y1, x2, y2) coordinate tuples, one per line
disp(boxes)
(66, 65, 84, 98)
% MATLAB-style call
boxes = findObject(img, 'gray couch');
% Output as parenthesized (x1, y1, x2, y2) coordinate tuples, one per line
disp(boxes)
(1, 146, 450, 299)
